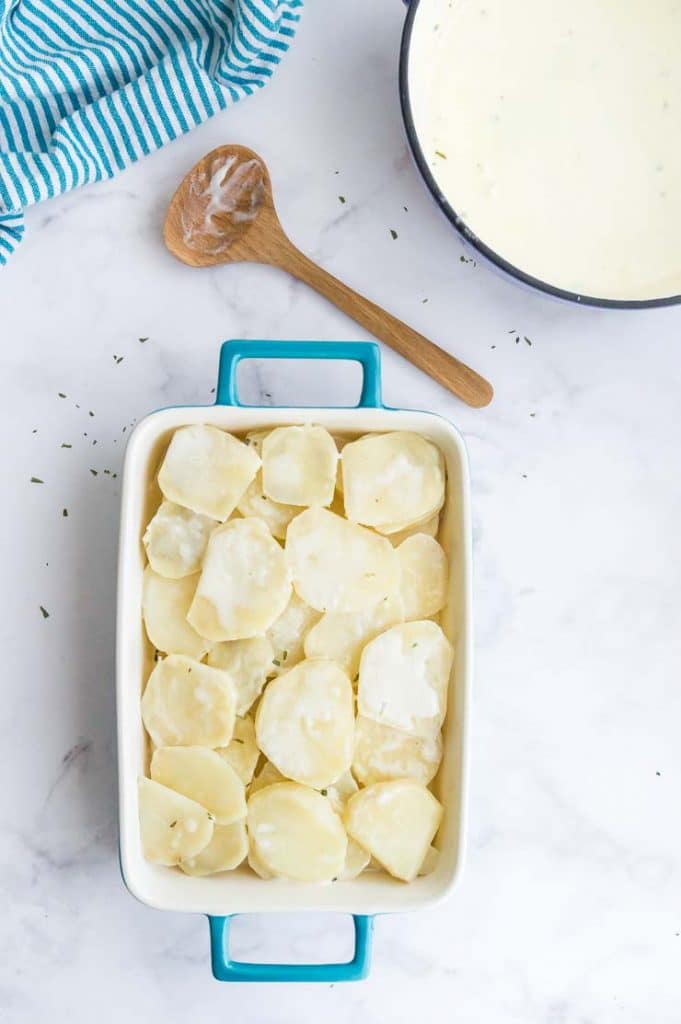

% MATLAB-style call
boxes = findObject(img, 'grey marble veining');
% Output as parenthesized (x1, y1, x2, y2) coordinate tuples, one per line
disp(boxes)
(1, 0, 680, 1019)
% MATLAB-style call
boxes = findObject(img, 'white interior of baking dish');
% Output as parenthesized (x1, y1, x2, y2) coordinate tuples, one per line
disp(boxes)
(116, 404, 472, 916)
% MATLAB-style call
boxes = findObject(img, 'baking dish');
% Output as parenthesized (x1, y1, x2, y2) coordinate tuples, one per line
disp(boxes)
(116, 339, 472, 982)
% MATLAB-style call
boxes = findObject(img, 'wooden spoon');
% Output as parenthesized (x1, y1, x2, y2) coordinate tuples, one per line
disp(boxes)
(163, 145, 493, 407)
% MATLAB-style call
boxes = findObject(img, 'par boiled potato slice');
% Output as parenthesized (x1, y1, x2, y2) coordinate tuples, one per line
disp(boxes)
(262, 424, 338, 506)
(217, 715, 260, 785)
(303, 593, 404, 678)
(188, 518, 291, 642)
(267, 591, 320, 673)
(138, 776, 213, 866)
(286, 508, 400, 613)
(207, 636, 274, 715)
(143, 500, 215, 578)
(247, 782, 347, 882)
(249, 760, 285, 796)
(237, 470, 298, 540)
(323, 769, 358, 814)
(344, 780, 443, 882)
(397, 534, 448, 620)
(358, 621, 453, 739)
(248, 845, 275, 879)
(142, 567, 210, 660)
(339, 838, 371, 880)
(352, 715, 442, 786)
(387, 514, 439, 547)
(141, 654, 236, 748)
(150, 746, 246, 825)
(255, 659, 354, 789)
(180, 820, 248, 876)
(341, 432, 445, 532)
(158, 424, 260, 521)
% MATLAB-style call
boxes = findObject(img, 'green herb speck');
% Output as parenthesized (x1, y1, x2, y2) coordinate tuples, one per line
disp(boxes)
(90, 469, 97, 476)
(321, 789, 328, 796)
(524, 336, 532, 346)
(435, 150, 447, 159)
(40, 605, 49, 619)
(139, 337, 149, 343)
(58, 392, 67, 399)
(232, 738, 244, 745)
(62, 508, 68, 517)
(61, 443, 72, 449)
(338, 195, 346, 204)
(88, 411, 94, 417)
(169, 820, 177, 829)
(390, 229, 398, 240)
(30, 476, 44, 484)
(272, 659, 281, 667)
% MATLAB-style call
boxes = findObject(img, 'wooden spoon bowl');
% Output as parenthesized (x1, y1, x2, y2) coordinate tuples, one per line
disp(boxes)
(164, 145, 493, 407)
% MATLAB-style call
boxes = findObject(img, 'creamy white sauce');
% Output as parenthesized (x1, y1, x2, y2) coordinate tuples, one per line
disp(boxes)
(408, 0, 681, 300)
(181, 154, 265, 255)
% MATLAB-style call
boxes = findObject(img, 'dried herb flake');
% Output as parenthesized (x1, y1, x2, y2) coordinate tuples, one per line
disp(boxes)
(40, 605, 49, 619)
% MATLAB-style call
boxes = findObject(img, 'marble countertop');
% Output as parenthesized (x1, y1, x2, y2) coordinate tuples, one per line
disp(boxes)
(2, 1, 680, 1019)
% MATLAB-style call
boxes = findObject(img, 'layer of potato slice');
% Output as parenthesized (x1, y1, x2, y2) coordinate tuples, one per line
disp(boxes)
(141, 654, 236, 748)
(247, 782, 347, 882)
(323, 769, 358, 814)
(143, 500, 215, 578)
(150, 746, 246, 825)
(142, 567, 210, 660)
(344, 780, 443, 882)
(341, 431, 445, 532)
(387, 515, 439, 547)
(352, 715, 442, 786)
(188, 518, 291, 641)
(236, 470, 298, 540)
(339, 838, 371, 880)
(267, 591, 320, 673)
(138, 776, 213, 866)
(247, 845, 275, 879)
(286, 508, 399, 613)
(262, 424, 338, 507)
(217, 715, 260, 785)
(207, 635, 274, 715)
(180, 819, 248, 876)
(358, 621, 452, 738)
(255, 659, 354, 788)
(158, 424, 260, 521)
(397, 534, 449, 621)
(249, 760, 285, 796)
(303, 593, 403, 678)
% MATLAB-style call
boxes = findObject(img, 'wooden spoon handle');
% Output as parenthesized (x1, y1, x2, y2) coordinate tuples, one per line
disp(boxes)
(277, 244, 493, 408)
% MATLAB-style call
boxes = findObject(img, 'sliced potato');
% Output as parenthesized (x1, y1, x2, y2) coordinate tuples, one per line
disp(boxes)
(143, 500, 215, 578)
(339, 838, 371, 880)
(267, 591, 320, 673)
(247, 782, 347, 882)
(419, 845, 439, 876)
(158, 425, 260, 521)
(151, 746, 246, 825)
(388, 515, 439, 547)
(352, 715, 442, 786)
(255, 659, 354, 788)
(138, 776, 213, 866)
(217, 716, 260, 785)
(247, 845, 275, 879)
(286, 508, 399, 613)
(397, 534, 448, 621)
(207, 636, 274, 715)
(142, 567, 210, 660)
(180, 820, 248, 876)
(262, 424, 338, 507)
(323, 769, 358, 815)
(344, 780, 443, 882)
(188, 518, 291, 641)
(358, 621, 452, 738)
(141, 654, 236, 748)
(341, 432, 445, 532)
(236, 469, 298, 540)
(303, 594, 403, 678)
(249, 760, 285, 796)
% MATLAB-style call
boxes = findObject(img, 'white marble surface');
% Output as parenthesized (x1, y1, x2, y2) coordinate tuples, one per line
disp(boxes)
(1, 1, 680, 1019)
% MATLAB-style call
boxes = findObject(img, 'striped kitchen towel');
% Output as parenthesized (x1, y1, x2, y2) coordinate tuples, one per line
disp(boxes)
(0, 0, 302, 265)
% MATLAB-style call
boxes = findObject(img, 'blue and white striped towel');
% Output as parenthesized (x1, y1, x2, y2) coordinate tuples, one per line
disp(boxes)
(0, 0, 302, 265)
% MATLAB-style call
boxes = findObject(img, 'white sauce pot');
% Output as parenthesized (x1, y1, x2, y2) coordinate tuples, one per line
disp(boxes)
(399, 0, 681, 308)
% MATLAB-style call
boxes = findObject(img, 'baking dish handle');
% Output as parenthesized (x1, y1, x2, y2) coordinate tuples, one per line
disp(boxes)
(208, 913, 374, 982)
(215, 339, 383, 408)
